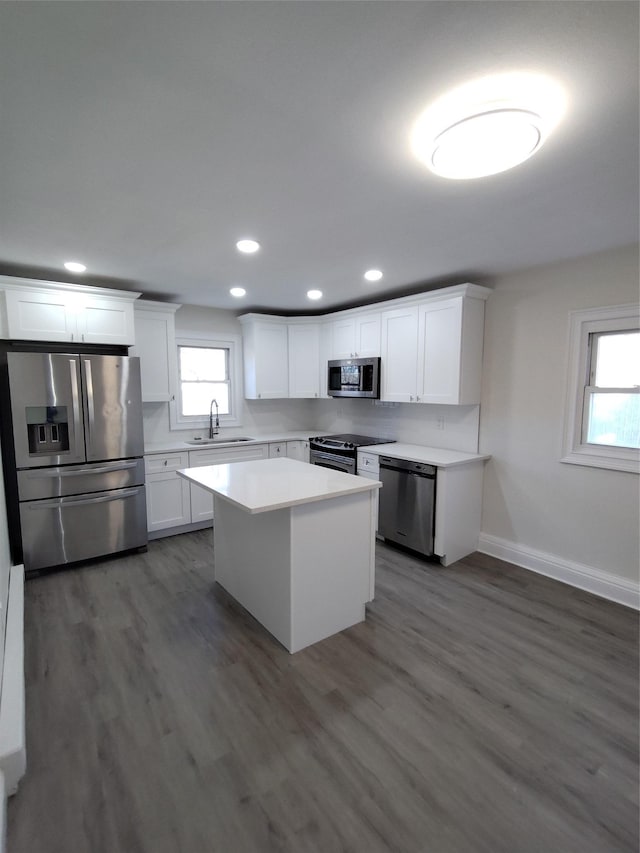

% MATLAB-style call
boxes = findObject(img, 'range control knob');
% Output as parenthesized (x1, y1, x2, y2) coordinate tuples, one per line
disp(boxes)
(346, 442, 354, 448)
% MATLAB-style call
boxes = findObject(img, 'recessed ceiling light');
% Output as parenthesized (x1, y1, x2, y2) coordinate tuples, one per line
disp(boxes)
(307, 290, 323, 301)
(64, 261, 87, 273)
(411, 71, 566, 180)
(236, 239, 260, 254)
(364, 269, 383, 282)
(229, 287, 246, 298)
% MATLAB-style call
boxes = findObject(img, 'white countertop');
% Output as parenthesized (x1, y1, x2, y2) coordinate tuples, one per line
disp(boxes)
(358, 443, 490, 467)
(145, 430, 318, 455)
(177, 457, 380, 514)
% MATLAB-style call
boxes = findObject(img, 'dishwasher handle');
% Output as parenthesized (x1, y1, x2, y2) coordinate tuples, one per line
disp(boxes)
(379, 456, 436, 478)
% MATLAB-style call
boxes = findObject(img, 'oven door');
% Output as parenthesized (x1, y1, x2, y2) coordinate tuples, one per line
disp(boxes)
(309, 449, 355, 475)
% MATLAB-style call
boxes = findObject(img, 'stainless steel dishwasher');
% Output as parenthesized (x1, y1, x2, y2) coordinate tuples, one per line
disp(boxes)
(378, 456, 436, 556)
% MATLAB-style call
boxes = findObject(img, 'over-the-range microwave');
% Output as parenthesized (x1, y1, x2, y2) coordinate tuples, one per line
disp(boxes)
(327, 357, 381, 398)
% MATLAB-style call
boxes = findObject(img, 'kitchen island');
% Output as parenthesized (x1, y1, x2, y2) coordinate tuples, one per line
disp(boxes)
(177, 457, 381, 653)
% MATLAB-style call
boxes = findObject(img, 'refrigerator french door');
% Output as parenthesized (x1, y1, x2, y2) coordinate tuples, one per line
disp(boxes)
(6, 352, 147, 572)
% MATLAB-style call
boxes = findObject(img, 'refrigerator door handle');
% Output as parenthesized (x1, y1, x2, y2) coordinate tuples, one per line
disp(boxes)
(28, 488, 142, 510)
(24, 460, 139, 479)
(83, 358, 95, 446)
(69, 357, 83, 454)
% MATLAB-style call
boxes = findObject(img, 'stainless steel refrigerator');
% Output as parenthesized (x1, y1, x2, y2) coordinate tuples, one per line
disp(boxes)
(6, 352, 147, 572)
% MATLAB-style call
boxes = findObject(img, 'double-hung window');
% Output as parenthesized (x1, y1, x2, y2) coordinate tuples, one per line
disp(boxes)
(563, 304, 640, 472)
(170, 335, 242, 430)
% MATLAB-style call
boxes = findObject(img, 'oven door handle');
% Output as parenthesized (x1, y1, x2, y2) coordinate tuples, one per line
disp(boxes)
(310, 450, 355, 473)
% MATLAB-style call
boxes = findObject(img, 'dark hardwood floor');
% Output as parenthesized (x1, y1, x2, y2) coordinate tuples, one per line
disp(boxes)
(9, 531, 639, 853)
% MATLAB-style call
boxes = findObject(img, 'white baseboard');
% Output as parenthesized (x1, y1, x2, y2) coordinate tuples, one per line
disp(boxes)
(477, 533, 639, 610)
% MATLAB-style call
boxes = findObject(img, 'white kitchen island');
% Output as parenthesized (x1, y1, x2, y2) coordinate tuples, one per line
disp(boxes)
(177, 457, 381, 653)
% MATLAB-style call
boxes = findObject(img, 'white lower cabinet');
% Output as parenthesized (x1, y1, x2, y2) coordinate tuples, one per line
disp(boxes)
(286, 440, 310, 462)
(146, 441, 307, 536)
(188, 443, 270, 522)
(145, 452, 191, 533)
(357, 452, 380, 530)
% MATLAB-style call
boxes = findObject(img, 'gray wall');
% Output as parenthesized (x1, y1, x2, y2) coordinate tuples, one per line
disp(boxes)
(479, 243, 639, 585)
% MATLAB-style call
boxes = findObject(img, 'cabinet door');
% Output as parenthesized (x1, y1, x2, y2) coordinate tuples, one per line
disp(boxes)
(330, 318, 356, 359)
(417, 299, 464, 405)
(146, 472, 191, 532)
(188, 443, 269, 521)
(286, 440, 310, 462)
(380, 306, 419, 402)
(3, 288, 75, 342)
(79, 297, 135, 345)
(288, 324, 320, 398)
(132, 307, 177, 402)
(245, 322, 289, 399)
(355, 313, 381, 357)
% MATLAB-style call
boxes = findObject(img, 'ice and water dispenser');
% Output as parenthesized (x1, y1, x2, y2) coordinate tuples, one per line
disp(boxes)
(25, 406, 70, 455)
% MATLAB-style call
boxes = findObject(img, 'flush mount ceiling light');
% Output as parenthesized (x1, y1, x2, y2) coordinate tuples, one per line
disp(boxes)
(307, 289, 323, 301)
(236, 239, 260, 254)
(364, 269, 383, 282)
(63, 261, 87, 273)
(229, 287, 246, 298)
(411, 72, 566, 179)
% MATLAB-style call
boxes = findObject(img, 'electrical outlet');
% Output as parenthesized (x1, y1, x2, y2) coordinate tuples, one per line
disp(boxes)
(436, 416, 445, 430)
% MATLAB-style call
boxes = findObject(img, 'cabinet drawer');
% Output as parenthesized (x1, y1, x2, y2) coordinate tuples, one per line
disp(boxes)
(188, 444, 268, 466)
(357, 452, 379, 474)
(269, 442, 286, 458)
(145, 451, 189, 474)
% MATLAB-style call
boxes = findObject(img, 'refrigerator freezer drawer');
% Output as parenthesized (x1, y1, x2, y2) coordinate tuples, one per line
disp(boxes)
(20, 486, 147, 571)
(17, 458, 145, 501)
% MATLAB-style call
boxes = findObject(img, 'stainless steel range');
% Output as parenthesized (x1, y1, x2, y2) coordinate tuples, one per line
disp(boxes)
(309, 433, 395, 475)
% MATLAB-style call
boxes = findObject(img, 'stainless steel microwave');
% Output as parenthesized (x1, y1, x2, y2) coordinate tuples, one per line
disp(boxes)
(327, 357, 381, 398)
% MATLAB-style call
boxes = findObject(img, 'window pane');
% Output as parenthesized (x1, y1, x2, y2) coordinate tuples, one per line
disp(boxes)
(586, 392, 640, 448)
(594, 332, 640, 387)
(179, 347, 227, 381)
(181, 383, 230, 416)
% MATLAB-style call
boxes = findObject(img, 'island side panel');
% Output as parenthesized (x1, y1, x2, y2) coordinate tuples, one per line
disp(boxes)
(213, 496, 293, 651)
(289, 490, 374, 654)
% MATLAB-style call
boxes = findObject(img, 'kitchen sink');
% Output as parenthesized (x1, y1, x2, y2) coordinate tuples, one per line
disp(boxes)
(186, 437, 254, 445)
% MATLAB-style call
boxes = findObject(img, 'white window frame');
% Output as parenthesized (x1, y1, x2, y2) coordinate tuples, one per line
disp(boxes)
(169, 334, 243, 431)
(562, 303, 640, 473)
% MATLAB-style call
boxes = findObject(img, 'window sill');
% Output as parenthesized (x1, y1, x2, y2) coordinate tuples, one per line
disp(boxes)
(561, 448, 640, 474)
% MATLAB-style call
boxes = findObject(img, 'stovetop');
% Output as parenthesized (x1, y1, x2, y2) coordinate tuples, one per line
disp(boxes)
(309, 433, 395, 450)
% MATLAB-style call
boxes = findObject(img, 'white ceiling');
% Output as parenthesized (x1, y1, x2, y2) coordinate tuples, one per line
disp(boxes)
(0, 2, 638, 314)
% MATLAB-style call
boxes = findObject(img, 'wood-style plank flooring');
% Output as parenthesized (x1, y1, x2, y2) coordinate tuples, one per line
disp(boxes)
(9, 531, 639, 852)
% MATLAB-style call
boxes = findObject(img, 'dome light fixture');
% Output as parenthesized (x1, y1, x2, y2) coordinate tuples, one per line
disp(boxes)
(229, 287, 246, 298)
(411, 71, 566, 180)
(364, 269, 383, 282)
(307, 289, 323, 301)
(236, 239, 260, 254)
(64, 261, 87, 273)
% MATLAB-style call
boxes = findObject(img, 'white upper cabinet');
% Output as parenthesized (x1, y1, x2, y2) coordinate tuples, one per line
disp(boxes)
(380, 305, 419, 402)
(288, 322, 321, 398)
(131, 300, 181, 402)
(381, 292, 487, 405)
(240, 284, 489, 405)
(0, 277, 139, 345)
(417, 296, 485, 405)
(77, 294, 136, 346)
(240, 315, 289, 399)
(329, 312, 381, 359)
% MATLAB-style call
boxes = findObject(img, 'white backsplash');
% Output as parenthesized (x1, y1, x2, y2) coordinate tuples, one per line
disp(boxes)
(143, 395, 479, 452)
(311, 398, 480, 452)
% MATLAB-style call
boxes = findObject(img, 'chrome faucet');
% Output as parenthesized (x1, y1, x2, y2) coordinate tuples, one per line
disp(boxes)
(209, 399, 220, 438)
